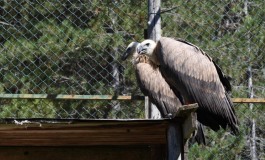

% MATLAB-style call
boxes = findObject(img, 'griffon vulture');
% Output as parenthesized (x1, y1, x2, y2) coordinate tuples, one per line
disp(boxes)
(122, 42, 205, 144)
(137, 37, 239, 134)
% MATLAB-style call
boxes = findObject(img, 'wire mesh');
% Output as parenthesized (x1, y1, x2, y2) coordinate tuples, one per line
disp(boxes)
(0, 98, 145, 119)
(188, 102, 265, 160)
(0, 0, 264, 159)
(161, 0, 265, 98)
(160, 1, 264, 159)
(0, 0, 147, 119)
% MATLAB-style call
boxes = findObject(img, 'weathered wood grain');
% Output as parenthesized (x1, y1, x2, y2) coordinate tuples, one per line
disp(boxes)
(0, 120, 169, 146)
(0, 146, 165, 160)
(0, 103, 199, 160)
(232, 98, 265, 103)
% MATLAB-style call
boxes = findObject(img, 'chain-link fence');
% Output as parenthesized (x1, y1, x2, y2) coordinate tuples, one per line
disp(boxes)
(162, 0, 265, 98)
(160, 1, 264, 159)
(0, 0, 264, 159)
(188, 102, 264, 160)
(0, 0, 147, 119)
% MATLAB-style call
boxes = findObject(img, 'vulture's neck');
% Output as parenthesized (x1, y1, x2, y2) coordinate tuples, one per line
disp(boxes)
(150, 45, 160, 65)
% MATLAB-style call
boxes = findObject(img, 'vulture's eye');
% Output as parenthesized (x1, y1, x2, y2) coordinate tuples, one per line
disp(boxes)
(146, 43, 150, 47)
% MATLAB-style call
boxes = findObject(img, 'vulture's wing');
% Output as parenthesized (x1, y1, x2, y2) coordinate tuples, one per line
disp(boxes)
(134, 55, 205, 144)
(213, 61, 232, 92)
(174, 38, 232, 92)
(135, 59, 182, 118)
(157, 37, 238, 134)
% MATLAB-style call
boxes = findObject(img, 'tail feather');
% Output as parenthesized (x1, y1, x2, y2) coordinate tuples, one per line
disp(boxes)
(190, 121, 206, 145)
(225, 92, 239, 135)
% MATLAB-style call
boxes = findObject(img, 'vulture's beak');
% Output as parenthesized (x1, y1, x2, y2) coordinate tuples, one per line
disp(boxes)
(121, 51, 129, 61)
(137, 45, 147, 55)
(137, 45, 144, 55)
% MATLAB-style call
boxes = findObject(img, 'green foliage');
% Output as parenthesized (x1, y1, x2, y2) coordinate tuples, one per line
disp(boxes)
(0, 99, 56, 118)
(0, 0, 264, 159)
(189, 130, 245, 160)
(161, 1, 264, 159)
(0, 0, 147, 119)
(162, 0, 265, 94)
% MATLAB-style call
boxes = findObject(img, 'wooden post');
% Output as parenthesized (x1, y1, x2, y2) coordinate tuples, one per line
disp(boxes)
(148, 0, 162, 41)
(144, 96, 150, 119)
(146, 0, 162, 119)
(167, 122, 183, 160)
(146, 2, 195, 159)
(182, 112, 197, 160)
(167, 103, 198, 160)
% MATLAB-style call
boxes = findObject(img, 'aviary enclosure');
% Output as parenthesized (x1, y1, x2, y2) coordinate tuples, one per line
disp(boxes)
(0, 0, 264, 159)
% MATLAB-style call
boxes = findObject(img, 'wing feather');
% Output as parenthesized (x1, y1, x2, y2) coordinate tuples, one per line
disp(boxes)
(135, 60, 182, 118)
(157, 37, 238, 134)
(134, 55, 206, 143)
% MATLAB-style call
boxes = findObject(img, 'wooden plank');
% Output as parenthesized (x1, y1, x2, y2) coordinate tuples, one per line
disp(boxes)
(0, 146, 165, 160)
(232, 98, 265, 103)
(0, 94, 144, 100)
(0, 120, 168, 146)
(175, 103, 198, 117)
(0, 103, 200, 160)
(0, 94, 264, 103)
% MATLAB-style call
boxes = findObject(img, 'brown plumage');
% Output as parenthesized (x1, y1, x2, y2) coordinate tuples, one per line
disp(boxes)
(122, 42, 206, 144)
(138, 37, 239, 134)
(122, 42, 182, 118)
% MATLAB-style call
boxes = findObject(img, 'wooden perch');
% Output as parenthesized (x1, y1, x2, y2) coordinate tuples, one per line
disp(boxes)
(167, 103, 198, 160)
(0, 103, 198, 160)
(0, 119, 168, 146)
(175, 103, 198, 117)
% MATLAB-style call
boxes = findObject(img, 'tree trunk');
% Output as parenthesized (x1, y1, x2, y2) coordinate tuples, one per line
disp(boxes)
(247, 66, 257, 160)
(245, 0, 257, 158)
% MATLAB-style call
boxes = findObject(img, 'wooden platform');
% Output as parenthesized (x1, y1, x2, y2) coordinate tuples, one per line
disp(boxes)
(0, 119, 169, 146)
(0, 104, 198, 160)
(0, 146, 165, 160)
(0, 119, 170, 160)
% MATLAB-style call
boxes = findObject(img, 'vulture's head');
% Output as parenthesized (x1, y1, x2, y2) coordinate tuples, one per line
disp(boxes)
(121, 42, 140, 61)
(137, 40, 156, 57)
(137, 40, 159, 65)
